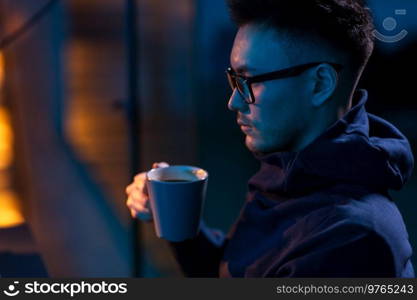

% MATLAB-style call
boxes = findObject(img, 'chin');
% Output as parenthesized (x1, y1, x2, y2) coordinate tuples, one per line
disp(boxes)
(245, 136, 286, 154)
(246, 137, 272, 153)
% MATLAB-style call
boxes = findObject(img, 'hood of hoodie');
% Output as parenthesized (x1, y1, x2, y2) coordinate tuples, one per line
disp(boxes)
(249, 89, 414, 198)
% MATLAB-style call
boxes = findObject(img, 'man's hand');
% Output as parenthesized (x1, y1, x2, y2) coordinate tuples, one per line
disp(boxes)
(125, 162, 169, 222)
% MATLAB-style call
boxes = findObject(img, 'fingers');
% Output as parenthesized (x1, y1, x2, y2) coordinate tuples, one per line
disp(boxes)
(126, 172, 152, 222)
(125, 182, 138, 194)
(125, 162, 169, 221)
(133, 172, 146, 187)
(126, 192, 148, 210)
(126, 195, 152, 222)
(152, 162, 169, 169)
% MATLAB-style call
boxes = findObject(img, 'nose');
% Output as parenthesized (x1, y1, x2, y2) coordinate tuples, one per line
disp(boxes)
(227, 89, 249, 112)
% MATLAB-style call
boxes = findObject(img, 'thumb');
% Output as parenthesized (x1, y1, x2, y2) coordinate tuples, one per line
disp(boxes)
(152, 162, 169, 169)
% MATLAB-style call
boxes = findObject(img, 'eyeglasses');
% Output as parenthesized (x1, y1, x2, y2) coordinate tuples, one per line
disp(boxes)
(226, 62, 343, 104)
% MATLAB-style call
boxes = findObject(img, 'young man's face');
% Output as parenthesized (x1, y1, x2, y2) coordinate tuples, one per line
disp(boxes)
(228, 23, 314, 153)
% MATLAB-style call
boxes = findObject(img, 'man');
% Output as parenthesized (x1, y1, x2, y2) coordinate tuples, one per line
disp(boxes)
(126, 0, 415, 277)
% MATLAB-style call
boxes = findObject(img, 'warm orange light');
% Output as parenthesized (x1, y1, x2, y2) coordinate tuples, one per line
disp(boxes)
(0, 107, 13, 169)
(0, 190, 24, 228)
(0, 52, 4, 87)
(0, 56, 23, 228)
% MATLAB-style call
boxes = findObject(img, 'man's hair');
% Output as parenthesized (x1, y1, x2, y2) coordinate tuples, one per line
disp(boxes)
(226, 0, 375, 71)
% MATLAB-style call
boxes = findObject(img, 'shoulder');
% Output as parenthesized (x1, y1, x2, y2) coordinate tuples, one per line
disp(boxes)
(276, 190, 411, 276)
(280, 189, 411, 258)
(272, 226, 396, 277)
(293, 189, 407, 239)
(273, 192, 399, 277)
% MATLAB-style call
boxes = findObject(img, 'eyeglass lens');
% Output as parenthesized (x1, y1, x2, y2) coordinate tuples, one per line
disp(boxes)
(228, 74, 251, 102)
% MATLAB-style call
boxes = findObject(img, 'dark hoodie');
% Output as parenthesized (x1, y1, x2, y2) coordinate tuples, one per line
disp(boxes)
(168, 89, 415, 277)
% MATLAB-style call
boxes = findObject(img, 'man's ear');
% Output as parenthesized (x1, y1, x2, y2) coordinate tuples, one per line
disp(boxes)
(311, 63, 339, 107)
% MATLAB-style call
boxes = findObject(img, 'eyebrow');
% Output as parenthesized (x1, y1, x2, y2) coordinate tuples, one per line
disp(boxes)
(232, 65, 257, 74)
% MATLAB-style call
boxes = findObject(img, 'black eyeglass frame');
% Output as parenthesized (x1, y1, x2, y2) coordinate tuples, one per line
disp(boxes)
(226, 62, 343, 104)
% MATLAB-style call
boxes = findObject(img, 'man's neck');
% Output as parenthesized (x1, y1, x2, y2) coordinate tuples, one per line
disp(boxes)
(292, 104, 346, 152)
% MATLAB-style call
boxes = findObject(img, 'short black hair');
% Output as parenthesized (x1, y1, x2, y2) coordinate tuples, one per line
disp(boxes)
(226, 0, 375, 70)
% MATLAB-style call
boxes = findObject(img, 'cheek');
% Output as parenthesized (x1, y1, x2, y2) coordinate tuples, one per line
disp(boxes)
(250, 92, 300, 141)
(249, 88, 285, 131)
(251, 83, 267, 102)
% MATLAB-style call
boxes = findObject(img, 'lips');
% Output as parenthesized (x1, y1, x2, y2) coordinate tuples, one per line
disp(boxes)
(237, 119, 252, 134)
(240, 125, 251, 134)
